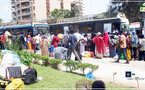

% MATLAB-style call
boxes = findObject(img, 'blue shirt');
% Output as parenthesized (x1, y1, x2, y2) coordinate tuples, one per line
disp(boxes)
(69, 34, 77, 47)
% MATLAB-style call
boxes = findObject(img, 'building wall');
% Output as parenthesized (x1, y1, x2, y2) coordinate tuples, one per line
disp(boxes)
(63, 0, 71, 11)
(35, 0, 47, 20)
(49, 0, 61, 12)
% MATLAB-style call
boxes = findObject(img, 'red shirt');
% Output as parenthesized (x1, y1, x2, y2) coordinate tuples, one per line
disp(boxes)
(51, 36, 60, 48)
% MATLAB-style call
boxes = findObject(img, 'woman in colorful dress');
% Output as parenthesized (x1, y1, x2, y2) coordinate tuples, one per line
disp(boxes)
(41, 35, 49, 57)
(103, 32, 110, 57)
(27, 35, 32, 50)
(92, 32, 104, 59)
(126, 35, 131, 60)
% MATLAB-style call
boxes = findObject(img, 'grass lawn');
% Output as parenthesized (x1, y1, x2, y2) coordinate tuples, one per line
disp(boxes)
(25, 64, 134, 90)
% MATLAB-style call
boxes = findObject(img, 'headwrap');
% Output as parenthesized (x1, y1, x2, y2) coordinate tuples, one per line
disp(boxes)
(103, 32, 109, 46)
(132, 31, 138, 45)
(92, 35, 104, 54)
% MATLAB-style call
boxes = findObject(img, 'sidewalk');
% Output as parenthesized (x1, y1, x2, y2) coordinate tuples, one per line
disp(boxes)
(59, 57, 145, 88)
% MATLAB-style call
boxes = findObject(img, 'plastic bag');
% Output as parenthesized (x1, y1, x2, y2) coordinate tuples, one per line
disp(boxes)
(120, 53, 125, 60)
(84, 52, 91, 58)
(1, 50, 13, 55)
(5, 79, 25, 90)
(86, 71, 94, 79)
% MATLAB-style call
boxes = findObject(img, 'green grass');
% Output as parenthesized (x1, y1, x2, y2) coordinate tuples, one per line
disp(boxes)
(25, 64, 134, 90)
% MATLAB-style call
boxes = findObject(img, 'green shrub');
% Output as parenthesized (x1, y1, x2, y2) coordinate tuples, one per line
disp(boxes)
(49, 59, 62, 69)
(49, 59, 62, 64)
(78, 63, 91, 75)
(89, 65, 99, 73)
(17, 50, 33, 66)
(39, 56, 49, 61)
(63, 60, 79, 72)
(32, 54, 41, 60)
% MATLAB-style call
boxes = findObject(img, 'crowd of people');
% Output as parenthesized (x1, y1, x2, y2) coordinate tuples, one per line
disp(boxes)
(1, 28, 145, 64)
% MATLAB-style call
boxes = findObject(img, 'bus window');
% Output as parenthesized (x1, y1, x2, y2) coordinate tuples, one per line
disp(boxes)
(130, 28, 134, 31)
(135, 27, 140, 31)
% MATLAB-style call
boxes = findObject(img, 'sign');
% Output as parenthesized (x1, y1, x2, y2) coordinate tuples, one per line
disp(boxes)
(104, 23, 112, 33)
(64, 26, 69, 34)
(140, 3, 145, 12)
(37, 27, 47, 30)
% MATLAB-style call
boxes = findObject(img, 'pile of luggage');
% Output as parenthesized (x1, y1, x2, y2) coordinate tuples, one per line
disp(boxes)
(0, 50, 38, 89)
(0, 67, 37, 89)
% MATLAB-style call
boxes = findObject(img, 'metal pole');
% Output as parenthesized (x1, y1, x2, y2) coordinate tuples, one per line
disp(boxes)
(140, 17, 142, 35)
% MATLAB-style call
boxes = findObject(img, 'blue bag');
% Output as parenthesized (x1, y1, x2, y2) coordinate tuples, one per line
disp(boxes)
(86, 71, 94, 79)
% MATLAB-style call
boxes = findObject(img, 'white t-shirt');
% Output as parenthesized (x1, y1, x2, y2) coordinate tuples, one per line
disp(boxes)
(36, 35, 40, 44)
(139, 39, 145, 51)
(74, 33, 84, 42)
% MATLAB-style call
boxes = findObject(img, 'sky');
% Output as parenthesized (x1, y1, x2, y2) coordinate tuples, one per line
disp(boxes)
(0, 0, 110, 22)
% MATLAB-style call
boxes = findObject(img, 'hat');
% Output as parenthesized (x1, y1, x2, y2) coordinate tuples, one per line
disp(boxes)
(17, 32, 20, 35)
(97, 32, 101, 36)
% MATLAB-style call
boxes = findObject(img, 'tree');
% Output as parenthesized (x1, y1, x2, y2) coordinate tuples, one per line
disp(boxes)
(93, 12, 117, 19)
(110, 0, 144, 23)
(51, 7, 77, 19)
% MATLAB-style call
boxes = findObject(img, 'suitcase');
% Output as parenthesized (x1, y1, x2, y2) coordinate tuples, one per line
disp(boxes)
(6, 67, 22, 79)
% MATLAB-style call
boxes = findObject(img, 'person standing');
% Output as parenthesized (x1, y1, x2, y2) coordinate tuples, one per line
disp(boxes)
(58, 31, 63, 47)
(32, 35, 36, 51)
(103, 32, 110, 57)
(19, 33, 25, 50)
(24, 34, 28, 49)
(109, 35, 116, 58)
(90, 33, 96, 54)
(126, 34, 131, 60)
(92, 32, 104, 59)
(115, 31, 129, 64)
(41, 35, 49, 57)
(5, 29, 12, 44)
(74, 30, 85, 58)
(62, 31, 70, 59)
(138, 35, 145, 61)
(62, 31, 69, 48)
(51, 34, 60, 48)
(50, 32, 54, 42)
(27, 35, 32, 50)
(67, 29, 81, 62)
(35, 34, 40, 50)
(131, 31, 138, 60)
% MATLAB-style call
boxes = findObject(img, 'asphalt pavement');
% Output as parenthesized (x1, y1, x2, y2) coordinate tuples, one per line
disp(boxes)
(81, 57, 145, 89)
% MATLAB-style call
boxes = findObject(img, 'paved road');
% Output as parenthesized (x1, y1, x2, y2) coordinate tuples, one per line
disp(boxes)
(81, 57, 145, 88)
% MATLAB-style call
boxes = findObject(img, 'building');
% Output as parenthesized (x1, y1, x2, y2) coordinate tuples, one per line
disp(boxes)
(71, 0, 84, 17)
(11, 0, 71, 24)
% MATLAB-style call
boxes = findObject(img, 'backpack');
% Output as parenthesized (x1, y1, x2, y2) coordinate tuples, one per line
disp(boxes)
(1, 34, 5, 43)
(22, 68, 37, 85)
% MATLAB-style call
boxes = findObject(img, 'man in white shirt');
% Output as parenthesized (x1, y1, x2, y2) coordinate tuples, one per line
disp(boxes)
(139, 35, 145, 61)
(74, 30, 86, 60)
(35, 34, 40, 50)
